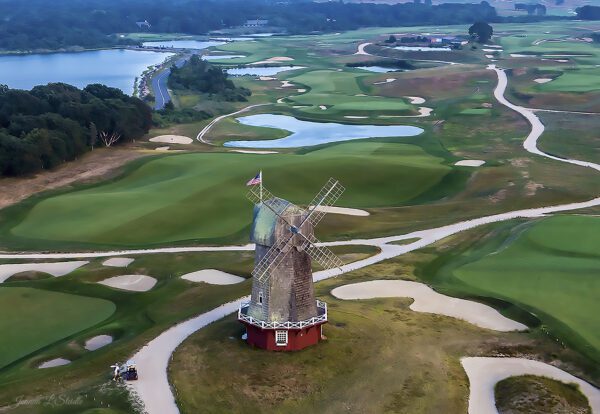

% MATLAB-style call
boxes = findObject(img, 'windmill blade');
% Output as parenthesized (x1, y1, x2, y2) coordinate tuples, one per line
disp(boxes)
(297, 232, 344, 270)
(303, 178, 345, 228)
(252, 234, 293, 283)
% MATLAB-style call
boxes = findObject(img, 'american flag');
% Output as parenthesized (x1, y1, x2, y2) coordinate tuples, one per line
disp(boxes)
(246, 171, 262, 186)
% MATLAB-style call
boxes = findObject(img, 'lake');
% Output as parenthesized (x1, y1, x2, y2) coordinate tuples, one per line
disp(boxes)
(223, 114, 423, 148)
(0, 49, 173, 94)
(356, 66, 401, 73)
(394, 46, 451, 52)
(226, 66, 305, 76)
(202, 55, 246, 61)
(142, 40, 225, 49)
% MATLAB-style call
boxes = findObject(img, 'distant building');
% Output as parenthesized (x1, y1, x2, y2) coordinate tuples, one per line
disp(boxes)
(243, 19, 269, 28)
(135, 20, 151, 29)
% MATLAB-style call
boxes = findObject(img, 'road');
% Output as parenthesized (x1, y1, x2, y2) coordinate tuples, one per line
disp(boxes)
(152, 55, 193, 111)
(196, 103, 271, 144)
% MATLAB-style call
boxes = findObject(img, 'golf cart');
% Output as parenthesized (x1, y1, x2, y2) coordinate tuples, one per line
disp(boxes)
(111, 360, 138, 381)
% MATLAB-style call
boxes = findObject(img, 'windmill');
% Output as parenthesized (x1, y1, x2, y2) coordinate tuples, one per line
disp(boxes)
(238, 177, 345, 351)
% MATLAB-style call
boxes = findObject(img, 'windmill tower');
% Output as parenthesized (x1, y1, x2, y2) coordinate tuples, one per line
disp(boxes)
(238, 177, 345, 351)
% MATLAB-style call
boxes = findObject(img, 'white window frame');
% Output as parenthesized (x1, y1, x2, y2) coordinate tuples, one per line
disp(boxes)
(275, 330, 288, 346)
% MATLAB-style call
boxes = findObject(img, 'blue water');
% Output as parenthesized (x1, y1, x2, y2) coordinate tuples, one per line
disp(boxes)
(202, 54, 245, 61)
(0, 49, 173, 94)
(224, 114, 423, 148)
(142, 40, 225, 49)
(226, 66, 305, 76)
(356, 66, 401, 73)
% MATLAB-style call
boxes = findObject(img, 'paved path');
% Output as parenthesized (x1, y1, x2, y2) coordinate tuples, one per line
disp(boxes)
(196, 104, 271, 145)
(153, 54, 196, 111)
(355, 42, 372, 55)
(1, 65, 598, 414)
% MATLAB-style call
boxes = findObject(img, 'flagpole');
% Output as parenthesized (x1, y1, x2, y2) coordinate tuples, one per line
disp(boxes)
(259, 170, 263, 203)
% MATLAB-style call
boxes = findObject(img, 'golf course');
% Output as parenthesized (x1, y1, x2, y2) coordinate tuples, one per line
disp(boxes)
(0, 19, 599, 414)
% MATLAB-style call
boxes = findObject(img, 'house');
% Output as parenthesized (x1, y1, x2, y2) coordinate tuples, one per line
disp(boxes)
(135, 20, 151, 30)
(243, 19, 269, 28)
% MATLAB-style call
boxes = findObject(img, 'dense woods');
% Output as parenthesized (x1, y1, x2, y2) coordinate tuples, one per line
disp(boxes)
(576, 6, 600, 20)
(168, 56, 251, 101)
(0, 83, 151, 176)
(0, 0, 499, 51)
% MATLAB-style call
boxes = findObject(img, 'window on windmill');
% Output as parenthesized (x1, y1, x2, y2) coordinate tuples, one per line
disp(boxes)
(275, 330, 288, 346)
(258, 290, 263, 305)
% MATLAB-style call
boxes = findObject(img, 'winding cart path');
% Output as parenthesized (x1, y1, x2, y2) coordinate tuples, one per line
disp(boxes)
(1, 66, 599, 414)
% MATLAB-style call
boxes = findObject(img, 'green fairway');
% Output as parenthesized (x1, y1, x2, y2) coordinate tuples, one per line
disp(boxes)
(452, 216, 600, 360)
(0, 287, 115, 369)
(3, 141, 453, 248)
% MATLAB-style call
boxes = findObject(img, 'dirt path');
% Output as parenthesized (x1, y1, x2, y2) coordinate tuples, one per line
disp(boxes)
(196, 104, 270, 145)
(0, 148, 147, 210)
(355, 42, 372, 55)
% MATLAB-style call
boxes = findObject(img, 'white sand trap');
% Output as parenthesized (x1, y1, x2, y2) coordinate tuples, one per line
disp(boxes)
(319, 105, 327, 110)
(155, 146, 170, 151)
(149, 135, 193, 145)
(455, 160, 486, 167)
(0, 261, 89, 283)
(308, 205, 370, 216)
(251, 56, 294, 65)
(85, 335, 113, 351)
(103, 257, 135, 267)
(483, 48, 503, 52)
(297, 88, 307, 93)
(534, 78, 553, 84)
(99, 275, 157, 292)
(344, 116, 368, 119)
(510, 54, 531, 58)
(281, 80, 294, 87)
(405, 96, 426, 104)
(258, 76, 276, 81)
(379, 106, 432, 118)
(332, 280, 526, 331)
(461, 357, 600, 414)
(39, 358, 70, 369)
(374, 78, 396, 85)
(485, 54, 494, 59)
(181, 269, 245, 285)
(230, 150, 278, 154)
(483, 44, 502, 49)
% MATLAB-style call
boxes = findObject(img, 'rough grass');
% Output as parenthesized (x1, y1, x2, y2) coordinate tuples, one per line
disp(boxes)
(0, 287, 116, 369)
(495, 375, 591, 414)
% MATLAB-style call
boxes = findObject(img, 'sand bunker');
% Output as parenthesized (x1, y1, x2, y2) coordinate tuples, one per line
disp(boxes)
(534, 78, 553, 84)
(85, 335, 113, 351)
(319, 105, 327, 110)
(483, 48, 502, 53)
(155, 146, 170, 151)
(181, 269, 245, 285)
(344, 116, 368, 119)
(251, 56, 294, 65)
(379, 107, 432, 118)
(258, 76, 276, 81)
(230, 150, 278, 154)
(485, 54, 494, 59)
(308, 205, 370, 217)
(332, 280, 526, 331)
(103, 257, 135, 267)
(461, 357, 600, 414)
(149, 135, 193, 145)
(297, 88, 307, 93)
(374, 78, 396, 85)
(405, 96, 426, 104)
(455, 160, 486, 167)
(98, 275, 157, 292)
(281, 80, 294, 87)
(39, 358, 70, 369)
(510, 54, 532, 58)
(0, 261, 89, 283)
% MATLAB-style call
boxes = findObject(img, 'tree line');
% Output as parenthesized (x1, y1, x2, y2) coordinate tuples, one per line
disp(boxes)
(576, 6, 600, 20)
(0, 0, 502, 51)
(0, 83, 152, 176)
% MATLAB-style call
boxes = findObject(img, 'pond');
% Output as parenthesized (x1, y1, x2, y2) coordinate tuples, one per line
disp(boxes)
(202, 54, 246, 61)
(394, 46, 451, 52)
(142, 40, 225, 49)
(0, 49, 173, 94)
(223, 114, 423, 148)
(226, 66, 305, 76)
(355, 66, 402, 73)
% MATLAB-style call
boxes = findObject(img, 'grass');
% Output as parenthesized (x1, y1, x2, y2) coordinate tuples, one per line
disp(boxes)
(459, 108, 492, 115)
(1, 141, 454, 249)
(424, 215, 600, 363)
(495, 375, 591, 414)
(0, 287, 115, 369)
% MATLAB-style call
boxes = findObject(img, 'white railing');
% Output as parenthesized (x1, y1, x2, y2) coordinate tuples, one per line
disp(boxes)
(238, 300, 327, 329)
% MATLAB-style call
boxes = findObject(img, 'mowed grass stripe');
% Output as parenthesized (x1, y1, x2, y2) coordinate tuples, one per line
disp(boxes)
(7, 142, 451, 246)
(0, 287, 115, 369)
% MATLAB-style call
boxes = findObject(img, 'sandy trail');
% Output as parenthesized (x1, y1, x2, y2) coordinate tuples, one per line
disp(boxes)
(332, 280, 526, 331)
(2, 65, 600, 414)
(461, 357, 600, 414)
(196, 104, 270, 145)
(0, 261, 89, 283)
(355, 42, 372, 55)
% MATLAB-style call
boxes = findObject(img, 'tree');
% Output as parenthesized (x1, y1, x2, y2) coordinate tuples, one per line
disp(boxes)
(469, 21, 493, 43)
(89, 122, 98, 150)
(385, 35, 397, 44)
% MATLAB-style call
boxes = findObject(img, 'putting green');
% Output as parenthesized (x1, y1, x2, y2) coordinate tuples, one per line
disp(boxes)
(453, 215, 600, 359)
(0, 287, 115, 369)
(6, 142, 452, 246)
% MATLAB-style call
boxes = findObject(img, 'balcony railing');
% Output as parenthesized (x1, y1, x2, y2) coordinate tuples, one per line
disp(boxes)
(238, 300, 327, 329)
